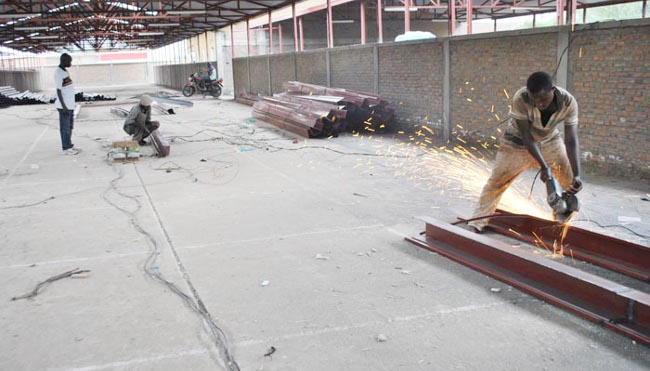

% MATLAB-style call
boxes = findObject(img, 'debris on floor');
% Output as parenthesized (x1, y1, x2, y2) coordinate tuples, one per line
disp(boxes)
(248, 81, 394, 138)
(264, 346, 276, 357)
(11, 268, 90, 301)
(376, 334, 388, 342)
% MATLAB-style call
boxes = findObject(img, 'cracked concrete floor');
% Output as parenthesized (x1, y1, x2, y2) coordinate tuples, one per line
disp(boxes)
(0, 85, 648, 371)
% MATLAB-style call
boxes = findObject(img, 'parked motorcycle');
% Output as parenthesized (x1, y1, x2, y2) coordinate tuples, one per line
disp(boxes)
(182, 72, 223, 98)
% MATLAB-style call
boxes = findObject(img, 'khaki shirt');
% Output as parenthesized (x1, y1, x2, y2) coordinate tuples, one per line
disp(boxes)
(504, 86, 578, 145)
(123, 104, 151, 130)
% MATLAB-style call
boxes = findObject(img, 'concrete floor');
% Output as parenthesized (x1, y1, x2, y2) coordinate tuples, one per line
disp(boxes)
(1, 85, 648, 371)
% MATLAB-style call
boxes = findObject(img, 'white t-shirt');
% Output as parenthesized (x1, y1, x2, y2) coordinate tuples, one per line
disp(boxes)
(54, 67, 75, 110)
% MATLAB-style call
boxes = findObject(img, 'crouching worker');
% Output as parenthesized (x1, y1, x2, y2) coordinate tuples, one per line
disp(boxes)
(124, 94, 160, 145)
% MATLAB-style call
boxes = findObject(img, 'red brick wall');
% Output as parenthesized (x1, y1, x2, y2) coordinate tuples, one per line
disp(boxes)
(378, 41, 444, 132)
(449, 33, 557, 139)
(330, 46, 375, 94)
(568, 25, 650, 177)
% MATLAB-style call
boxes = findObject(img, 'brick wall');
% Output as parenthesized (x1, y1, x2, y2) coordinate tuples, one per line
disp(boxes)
(249, 57, 270, 95)
(296, 51, 327, 86)
(232, 58, 249, 96)
(378, 42, 444, 132)
(568, 25, 650, 177)
(269, 54, 296, 94)
(330, 46, 375, 93)
(450, 33, 557, 139)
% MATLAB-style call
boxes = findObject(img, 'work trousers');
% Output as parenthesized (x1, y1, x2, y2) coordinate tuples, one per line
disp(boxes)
(124, 121, 160, 142)
(468, 137, 573, 231)
(58, 108, 74, 150)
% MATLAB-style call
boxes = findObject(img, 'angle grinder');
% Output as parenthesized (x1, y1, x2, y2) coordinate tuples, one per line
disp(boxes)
(545, 176, 580, 221)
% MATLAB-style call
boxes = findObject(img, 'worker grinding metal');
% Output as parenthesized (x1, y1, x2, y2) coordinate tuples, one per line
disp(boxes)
(123, 94, 160, 146)
(469, 71, 583, 232)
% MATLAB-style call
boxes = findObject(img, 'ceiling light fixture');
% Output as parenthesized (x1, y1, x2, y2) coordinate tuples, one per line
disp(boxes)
(166, 10, 206, 15)
(14, 26, 50, 31)
(148, 23, 181, 27)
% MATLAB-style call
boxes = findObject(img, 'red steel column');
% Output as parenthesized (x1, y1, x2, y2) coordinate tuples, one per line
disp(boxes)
(327, 0, 333, 48)
(377, 0, 383, 43)
(404, 0, 411, 33)
(448, 0, 456, 35)
(360, 0, 366, 45)
(279, 23, 283, 53)
(643, 0, 647, 18)
(568, 0, 577, 25)
(230, 24, 235, 59)
(292, 3, 298, 51)
(557, 0, 565, 26)
(299, 17, 304, 51)
(247, 19, 251, 56)
(466, 0, 472, 34)
(268, 10, 273, 54)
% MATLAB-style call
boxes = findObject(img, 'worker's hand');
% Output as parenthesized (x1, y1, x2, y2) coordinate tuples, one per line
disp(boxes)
(62, 108, 70, 116)
(540, 167, 553, 183)
(568, 176, 583, 194)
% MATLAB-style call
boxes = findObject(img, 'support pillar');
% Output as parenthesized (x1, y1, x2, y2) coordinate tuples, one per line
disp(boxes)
(448, 0, 456, 35)
(230, 24, 235, 59)
(247, 19, 251, 57)
(443, 39, 450, 143)
(377, 0, 383, 43)
(299, 17, 304, 51)
(556, 29, 570, 88)
(557, 0, 565, 26)
(292, 3, 299, 51)
(360, 0, 366, 45)
(404, 0, 411, 33)
(327, 0, 333, 48)
(268, 10, 273, 54)
(568, 0, 577, 25)
(279, 23, 283, 53)
(466, 0, 472, 34)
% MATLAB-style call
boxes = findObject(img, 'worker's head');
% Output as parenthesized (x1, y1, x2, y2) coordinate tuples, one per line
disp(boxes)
(140, 94, 152, 112)
(527, 71, 555, 111)
(60, 53, 72, 68)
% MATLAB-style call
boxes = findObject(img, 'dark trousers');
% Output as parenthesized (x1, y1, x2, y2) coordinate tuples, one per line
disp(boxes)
(58, 108, 74, 150)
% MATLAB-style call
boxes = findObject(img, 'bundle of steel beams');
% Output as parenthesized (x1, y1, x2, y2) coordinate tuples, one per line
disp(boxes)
(235, 92, 262, 106)
(250, 81, 394, 138)
(407, 215, 650, 345)
(0, 86, 53, 106)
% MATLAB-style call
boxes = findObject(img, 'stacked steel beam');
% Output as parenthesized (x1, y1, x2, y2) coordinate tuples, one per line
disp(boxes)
(0, 86, 54, 106)
(236, 92, 262, 106)
(250, 81, 394, 138)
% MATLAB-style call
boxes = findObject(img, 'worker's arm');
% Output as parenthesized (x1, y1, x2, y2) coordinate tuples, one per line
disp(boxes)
(124, 106, 141, 128)
(515, 119, 552, 182)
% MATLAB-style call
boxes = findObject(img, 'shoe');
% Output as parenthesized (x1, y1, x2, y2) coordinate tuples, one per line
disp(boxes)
(64, 148, 80, 155)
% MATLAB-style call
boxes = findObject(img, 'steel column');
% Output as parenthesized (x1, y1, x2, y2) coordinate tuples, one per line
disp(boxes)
(269, 10, 273, 54)
(643, 0, 647, 18)
(404, 0, 411, 33)
(247, 19, 251, 57)
(327, 0, 334, 48)
(448, 0, 456, 35)
(293, 3, 299, 52)
(377, 0, 383, 43)
(279, 24, 283, 53)
(230, 25, 235, 59)
(360, 0, 366, 45)
(299, 17, 304, 51)
(568, 0, 577, 25)
(557, 0, 565, 26)
(466, 0, 473, 35)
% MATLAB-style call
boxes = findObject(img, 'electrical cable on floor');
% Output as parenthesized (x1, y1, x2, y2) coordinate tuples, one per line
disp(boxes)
(102, 163, 240, 371)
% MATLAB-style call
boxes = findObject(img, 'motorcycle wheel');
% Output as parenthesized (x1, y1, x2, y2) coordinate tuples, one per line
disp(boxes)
(210, 86, 222, 98)
(182, 86, 195, 97)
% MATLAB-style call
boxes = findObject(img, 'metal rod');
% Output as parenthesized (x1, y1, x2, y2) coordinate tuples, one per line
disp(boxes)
(360, 0, 366, 45)
(466, 0, 473, 34)
(327, 0, 334, 48)
(279, 23, 283, 53)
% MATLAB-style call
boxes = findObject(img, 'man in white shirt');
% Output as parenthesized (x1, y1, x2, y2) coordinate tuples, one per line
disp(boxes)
(54, 53, 79, 155)
(468, 72, 583, 232)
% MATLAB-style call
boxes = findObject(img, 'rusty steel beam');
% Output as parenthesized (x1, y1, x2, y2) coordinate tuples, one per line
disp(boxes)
(480, 209, 650, 282)
(406, 217, 650, 345)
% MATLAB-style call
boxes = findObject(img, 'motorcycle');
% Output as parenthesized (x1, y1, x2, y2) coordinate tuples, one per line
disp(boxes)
(182, 72, 223, 98)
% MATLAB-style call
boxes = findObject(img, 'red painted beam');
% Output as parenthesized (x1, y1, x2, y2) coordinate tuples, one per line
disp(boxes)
(292, 3, 298, 52)
(404, 0, 411, 33)
(360, 0, 366, 45)
(377, 0, 383, 43)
